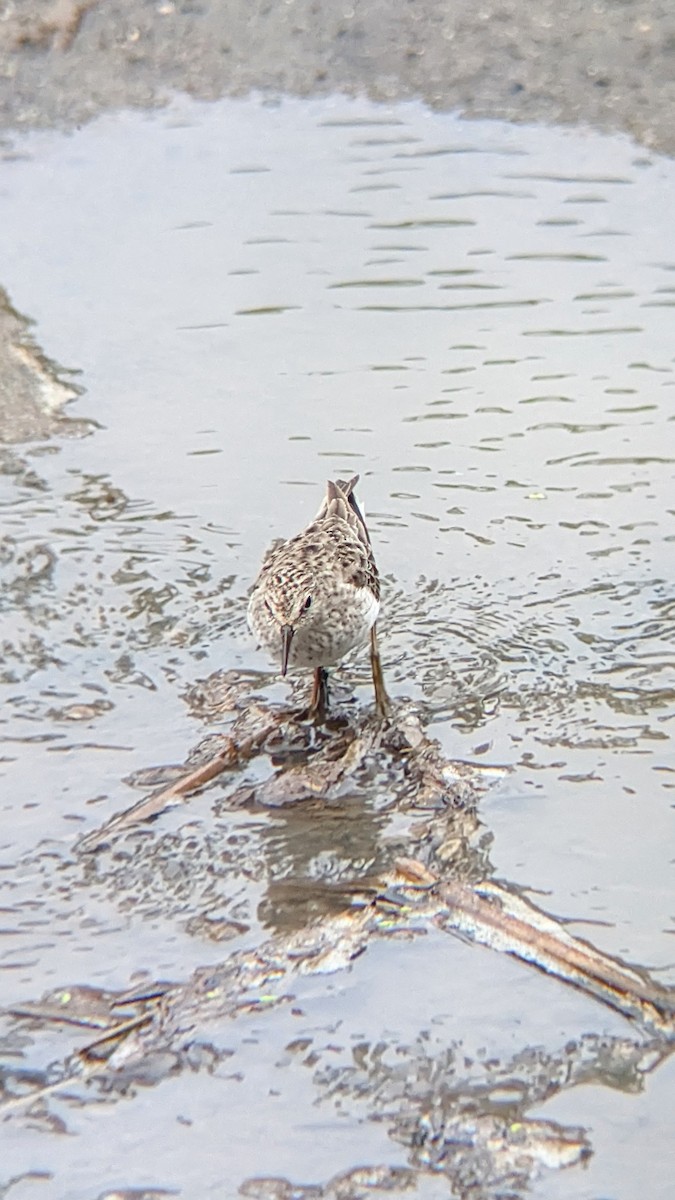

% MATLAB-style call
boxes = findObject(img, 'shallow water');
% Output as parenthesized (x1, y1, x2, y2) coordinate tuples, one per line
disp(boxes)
(0, 95, 674, 1198)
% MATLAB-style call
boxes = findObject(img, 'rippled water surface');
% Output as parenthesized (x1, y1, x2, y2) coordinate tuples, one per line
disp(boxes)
(0, 96, 674, 1198)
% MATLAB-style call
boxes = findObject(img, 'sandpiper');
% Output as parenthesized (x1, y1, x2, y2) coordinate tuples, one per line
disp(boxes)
(248, 475, 388, 717)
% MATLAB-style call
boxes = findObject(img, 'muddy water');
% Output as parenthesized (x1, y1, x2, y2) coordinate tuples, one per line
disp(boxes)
(0, 96, 674, 1198)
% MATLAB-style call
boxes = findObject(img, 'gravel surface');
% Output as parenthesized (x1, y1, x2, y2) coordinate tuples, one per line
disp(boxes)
(0, 0, 674, 152)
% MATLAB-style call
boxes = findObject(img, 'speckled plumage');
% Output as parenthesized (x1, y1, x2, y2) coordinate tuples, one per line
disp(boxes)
(248, 475, 388, 715)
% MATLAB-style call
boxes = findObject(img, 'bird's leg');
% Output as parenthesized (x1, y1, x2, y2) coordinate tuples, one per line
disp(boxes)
(370, 624, 389, 718)
(308, 666, 330, 722)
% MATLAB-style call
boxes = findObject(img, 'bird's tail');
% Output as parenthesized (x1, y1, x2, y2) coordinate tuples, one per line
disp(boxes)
(316, 474, 372, 546)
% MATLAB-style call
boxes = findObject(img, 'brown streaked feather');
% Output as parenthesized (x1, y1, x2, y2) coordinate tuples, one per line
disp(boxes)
(335, 476, 373, 548)
(322, 477, 379, 599)
(248, 474, 383, 683)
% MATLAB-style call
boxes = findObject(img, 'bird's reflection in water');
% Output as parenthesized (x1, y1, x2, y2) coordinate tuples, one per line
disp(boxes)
(256, 792, 390, 935)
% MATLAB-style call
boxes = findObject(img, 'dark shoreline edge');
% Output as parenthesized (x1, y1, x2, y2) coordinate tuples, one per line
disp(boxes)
(0, 0, 673, 155)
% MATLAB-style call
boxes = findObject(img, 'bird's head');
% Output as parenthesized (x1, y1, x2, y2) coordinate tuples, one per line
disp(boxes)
(262, 577, 315, 674)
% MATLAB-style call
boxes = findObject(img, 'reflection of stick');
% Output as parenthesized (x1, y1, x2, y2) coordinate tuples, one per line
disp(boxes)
(0, 1073, 86, 1117)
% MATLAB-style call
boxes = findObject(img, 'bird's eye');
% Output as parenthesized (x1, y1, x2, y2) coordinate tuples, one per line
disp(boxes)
(304, 595, 312, 610)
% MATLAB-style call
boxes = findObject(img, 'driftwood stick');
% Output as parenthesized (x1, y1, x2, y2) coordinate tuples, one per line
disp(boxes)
(79, 1012, 153, 1057)
(434, 877, 675, 1023)
(78, 720, 279, 853)
(6, 1003, 112, 1030)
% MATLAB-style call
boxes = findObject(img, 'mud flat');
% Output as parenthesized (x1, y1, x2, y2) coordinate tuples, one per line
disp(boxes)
(0, 0, 674, 152)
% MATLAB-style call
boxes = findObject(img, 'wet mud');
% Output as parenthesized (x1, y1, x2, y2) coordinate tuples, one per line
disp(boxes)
(0, 286, 91, 444)
(1, 0, 675, 156)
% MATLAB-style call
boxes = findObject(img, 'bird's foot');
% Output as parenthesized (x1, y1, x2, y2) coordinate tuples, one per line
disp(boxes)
(290, 667, 330, 725)
(307, 666, 330, 723)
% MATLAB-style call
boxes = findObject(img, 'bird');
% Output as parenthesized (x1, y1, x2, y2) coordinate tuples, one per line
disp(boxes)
(247, 475, 388, 718)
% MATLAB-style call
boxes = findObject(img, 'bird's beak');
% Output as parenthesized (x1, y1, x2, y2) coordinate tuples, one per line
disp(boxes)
(280, 624, 295, 676)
